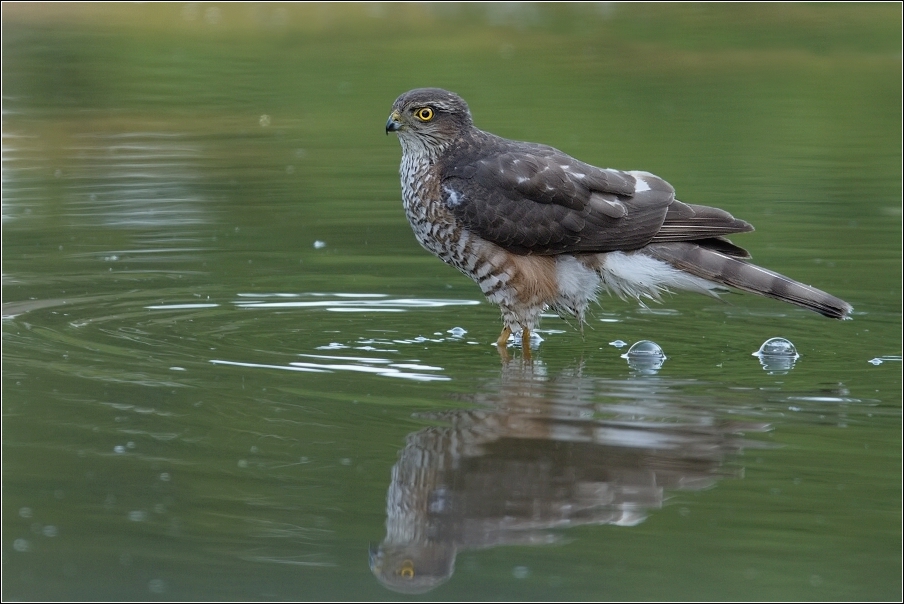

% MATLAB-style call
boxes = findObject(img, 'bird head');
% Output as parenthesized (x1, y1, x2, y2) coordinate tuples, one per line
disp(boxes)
(369, 540, 457, 594)
(386, 88, 473, 156)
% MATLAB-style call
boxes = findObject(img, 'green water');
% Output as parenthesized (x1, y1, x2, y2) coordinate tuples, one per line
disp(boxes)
(2, 4, 900, 600)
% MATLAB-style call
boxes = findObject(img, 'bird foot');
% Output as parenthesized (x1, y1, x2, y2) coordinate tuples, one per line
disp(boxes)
(495, 326, 535, 360)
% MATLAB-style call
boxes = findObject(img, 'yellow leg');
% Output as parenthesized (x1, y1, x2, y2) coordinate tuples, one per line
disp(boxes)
(521, 327, 532, 360)
(496, 326, 512, 347)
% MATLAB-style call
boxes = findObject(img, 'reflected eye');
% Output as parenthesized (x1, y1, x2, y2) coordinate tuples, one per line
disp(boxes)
(414, 107, 434, 122)
(399, 559, 415, 579)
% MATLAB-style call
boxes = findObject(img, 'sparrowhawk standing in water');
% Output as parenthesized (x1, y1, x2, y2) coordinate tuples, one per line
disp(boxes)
(385, 88, 852, 352)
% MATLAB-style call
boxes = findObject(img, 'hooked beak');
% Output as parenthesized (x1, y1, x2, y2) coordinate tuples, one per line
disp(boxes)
(385, 110, 402, 135)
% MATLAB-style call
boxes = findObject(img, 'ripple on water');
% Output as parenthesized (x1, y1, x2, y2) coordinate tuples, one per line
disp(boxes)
(231, 292, 480, 313)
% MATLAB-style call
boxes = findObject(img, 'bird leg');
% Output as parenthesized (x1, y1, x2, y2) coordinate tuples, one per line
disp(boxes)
(521, 327, 532, 360)
(496, 326, 512, 347)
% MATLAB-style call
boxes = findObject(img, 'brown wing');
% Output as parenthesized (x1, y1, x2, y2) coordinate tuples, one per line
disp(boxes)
(441, 131, 752, 256)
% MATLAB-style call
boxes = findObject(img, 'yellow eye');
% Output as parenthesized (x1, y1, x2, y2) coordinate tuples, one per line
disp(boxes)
(399, 560, 415, 579)
(414, 107, 434, 122)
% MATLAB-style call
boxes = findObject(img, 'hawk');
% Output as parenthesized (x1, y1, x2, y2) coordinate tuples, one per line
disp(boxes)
(386, 88, 852, 350)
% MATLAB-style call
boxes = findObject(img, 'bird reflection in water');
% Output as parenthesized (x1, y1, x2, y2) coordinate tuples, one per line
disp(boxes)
(370, 359, 770, 593)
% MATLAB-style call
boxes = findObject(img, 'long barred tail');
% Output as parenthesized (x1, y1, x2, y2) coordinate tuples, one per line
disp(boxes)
(645, 242, 853, 319)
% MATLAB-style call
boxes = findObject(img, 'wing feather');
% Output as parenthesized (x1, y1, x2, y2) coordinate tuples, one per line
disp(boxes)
(442, 133, 671, 255)
(441, 131, 753, 256)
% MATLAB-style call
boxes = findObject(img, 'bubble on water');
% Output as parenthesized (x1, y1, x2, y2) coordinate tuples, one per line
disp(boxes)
(512, 566, 530, 579)
(114, 445, 126, 454)
(754, 337, 799, 358)
(19, 507, 33, 519)
(313, 240, 327, 249)
(447, 326, 467, 338)
(609, 339, 628, 348)
(753, 337, 799, 373)
(128, 511, 147, 522)
(42, 525, 58, 537)
(621, 340, 666, 374)
(159, 472, 171, 482)
(148, 578, 167, 594)
(13, 538, 30, 552)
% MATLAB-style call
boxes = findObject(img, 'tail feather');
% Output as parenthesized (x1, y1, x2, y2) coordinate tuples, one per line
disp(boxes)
(645, 242, 853, 319)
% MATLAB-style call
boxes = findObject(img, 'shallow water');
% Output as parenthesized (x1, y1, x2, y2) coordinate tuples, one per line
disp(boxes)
(2, 4, 901, 600)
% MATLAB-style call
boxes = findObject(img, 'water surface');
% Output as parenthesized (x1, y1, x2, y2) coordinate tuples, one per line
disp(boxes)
(3, 4, 900, 600)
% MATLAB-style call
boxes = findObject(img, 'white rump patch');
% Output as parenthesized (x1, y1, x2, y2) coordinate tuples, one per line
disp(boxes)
(555, 256, 601, 317)
(600, 252, 718, 301)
